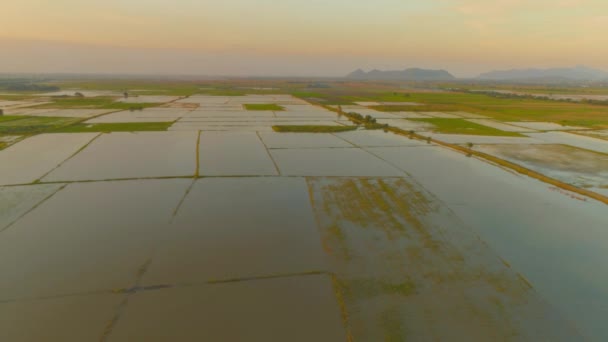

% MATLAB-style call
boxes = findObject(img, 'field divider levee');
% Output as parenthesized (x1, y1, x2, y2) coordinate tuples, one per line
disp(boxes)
(298, 97, 608, 206)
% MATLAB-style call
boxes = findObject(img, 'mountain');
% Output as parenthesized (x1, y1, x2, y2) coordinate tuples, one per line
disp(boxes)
(347, 68, 455, 81)
(478, 66, 608, 81)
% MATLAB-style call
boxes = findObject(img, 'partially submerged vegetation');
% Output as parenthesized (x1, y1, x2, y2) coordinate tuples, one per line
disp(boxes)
(410, 118, 524, 136)
(33, 97, 159, 110)
(244, 103, 285, 111)
(0, 116, 82, 135)
(341, 111, 390, 130)
(272, 125, 356, 133)
(52, 122, 172, 133)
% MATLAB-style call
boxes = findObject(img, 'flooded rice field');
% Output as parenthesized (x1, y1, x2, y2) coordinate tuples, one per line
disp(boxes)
(525, 131, 608, 154)
(0, 133, 99, 185)
(476, 144, 608, 188)
(43, 132, 198, 182)
(1, 94, 608, 340)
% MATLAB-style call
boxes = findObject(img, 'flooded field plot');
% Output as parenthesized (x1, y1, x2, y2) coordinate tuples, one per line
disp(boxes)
(181, 110, 275, 118)
(2, 107, 56, 116)
(177, 96, 229, 105)
(420, 112, 463, 118)
(195, 105, 245, 111)
(143, 177, 325, 283)
(280, 104, 336, 112)
(424, 133, 545, 145)
(271, 148, 404, 176)
(44, 132, 197, 181)
(176, 117, 336, 123)
(0, 133, 99, 185)
(0, 184, 64, 231)
(0, 179, 191, 300)
(172, 121, 342, 132)
(86, 109, 187, 123)
(389, 112, 432, 119)
(476, 144, 608, 188)
(508, 121, 587, 131)
(307, 177, 581, 341)
(466, 119, 538, 132)
(170, 124, 275, 132)
(259, 132, 352, 149)
(198, 132, 277, 175)
(0, 293, 124, 341)
(117, 96, 181, 103)
(378, 118, 434, 131)
(37, 90, 121, 97)
(526, 131, 608, 154)
(449, 111, 490, 119)
(577, 130, 608, 141)
(592, 187, 608, 196)
(275, 111, 338, 119)
(370, 145, 608, 340)
(110, 276, 345, 342)
(336, 130, 429, 147)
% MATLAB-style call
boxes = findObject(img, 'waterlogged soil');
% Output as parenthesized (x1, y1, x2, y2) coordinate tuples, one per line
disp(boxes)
(370, 145, 608, 340)
(307, 177, 582, 341)
(0, 133, 99, 185)
(109, 276, 346, 341)
(0, 184, 64, 231)
(141, 177, 326, 284)
(476, 144, 608, 188)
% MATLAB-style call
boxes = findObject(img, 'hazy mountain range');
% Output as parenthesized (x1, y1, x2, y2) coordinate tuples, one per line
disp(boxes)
(347, 66, 608, 82)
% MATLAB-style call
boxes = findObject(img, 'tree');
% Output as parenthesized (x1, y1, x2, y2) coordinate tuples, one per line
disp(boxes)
(466, 142, 474, 157)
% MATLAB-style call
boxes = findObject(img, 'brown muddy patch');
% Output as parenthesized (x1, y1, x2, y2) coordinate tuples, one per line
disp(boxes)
(307, 177, 582, 341)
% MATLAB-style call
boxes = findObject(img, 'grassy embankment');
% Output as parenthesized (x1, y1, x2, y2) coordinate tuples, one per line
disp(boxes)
(272, 125, 357, 133)
(52, 122, 172, 133)
(0, 115, 171, 134)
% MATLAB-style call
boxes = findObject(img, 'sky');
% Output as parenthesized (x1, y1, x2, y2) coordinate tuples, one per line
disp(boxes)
(1, 0, 607, 77)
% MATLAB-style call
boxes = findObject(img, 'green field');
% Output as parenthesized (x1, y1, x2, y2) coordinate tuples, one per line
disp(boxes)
(410, 118, 524, 136)
(294, 89, 608, 128)
(52, 122, 172, 133)
(272, 125, 357, 133)
(32, 97, 160, 110)
(244, 104, 285, 111)
(0, 116, 82, 135)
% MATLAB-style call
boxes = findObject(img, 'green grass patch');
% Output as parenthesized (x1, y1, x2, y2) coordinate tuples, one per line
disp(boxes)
(52, 122, 172, 133)
(0, 116, 82, 135)
(244, 103, 285, 111)
(272, 125, 357, 133)
(411, 118, 524, 136)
